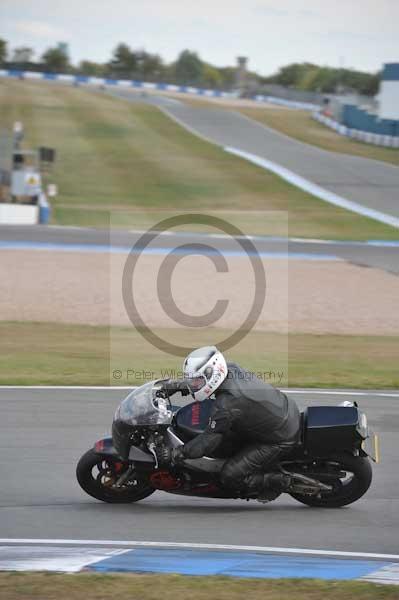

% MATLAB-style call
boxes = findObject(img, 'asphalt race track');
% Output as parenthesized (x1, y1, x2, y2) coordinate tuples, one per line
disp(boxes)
(1, 225, 399, 273)
(106, 87, 399, 221)
(0, 388, 398, 554)
(163, 105, 399, 220)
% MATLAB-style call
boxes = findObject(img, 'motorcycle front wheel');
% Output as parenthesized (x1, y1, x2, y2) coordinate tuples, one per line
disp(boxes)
(76, 448, 155, 503)
(290, 453, 372, 508)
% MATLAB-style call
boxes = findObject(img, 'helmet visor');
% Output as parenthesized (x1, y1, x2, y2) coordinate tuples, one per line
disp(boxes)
(186, 375, 207, 393)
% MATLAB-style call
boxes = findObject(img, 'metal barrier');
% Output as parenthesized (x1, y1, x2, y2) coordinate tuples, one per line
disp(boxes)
(0, 69, 318, 110)
(313, 111, 399, 148)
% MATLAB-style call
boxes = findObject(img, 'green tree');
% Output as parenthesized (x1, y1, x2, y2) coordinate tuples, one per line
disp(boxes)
(78, 60, 106, 77)
(271, 63, 308, 86)
(139, 52, 164, 80)
(360, 73, 380, 96)
(310, 67, 340, 93)
(266, 62, 379, 96)
(297, 65, 320, 90)
(0, 39, 7, 65)
(109, 43, 137, 77)
(175, 50, 203, 85)
(42, 46, 70, 73)
(202, 64, 222, 88)
(218, 66, 236, 89)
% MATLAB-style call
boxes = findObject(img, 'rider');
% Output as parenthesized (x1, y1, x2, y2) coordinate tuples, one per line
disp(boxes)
(157, 346, 301, 499)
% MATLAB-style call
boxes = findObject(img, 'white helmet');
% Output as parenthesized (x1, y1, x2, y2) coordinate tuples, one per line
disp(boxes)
(183, 346, 227, 402)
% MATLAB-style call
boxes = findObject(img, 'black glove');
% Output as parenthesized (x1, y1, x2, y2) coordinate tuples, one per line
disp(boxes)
(155, 445, 171, 466)
(156, 445, 185, 467)
(171, 446, 186, 465)
(157, 379, 191, 398)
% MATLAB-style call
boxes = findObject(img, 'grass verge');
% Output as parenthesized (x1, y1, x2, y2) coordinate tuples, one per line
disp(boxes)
(237, 107, 399, 166)
(1, 322, 398, 388)
(0, 79, 397, 240)
(0, 572, 398, 600)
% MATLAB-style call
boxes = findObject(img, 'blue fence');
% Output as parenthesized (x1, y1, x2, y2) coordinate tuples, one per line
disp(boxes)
(343, 105, 399, 138)
(313, 111, 399, 148)
(0, 69, 318, 110)
(0, 68, 234, 98)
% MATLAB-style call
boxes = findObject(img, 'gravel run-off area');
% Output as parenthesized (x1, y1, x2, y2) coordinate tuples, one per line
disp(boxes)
(1, 249, 398, 335)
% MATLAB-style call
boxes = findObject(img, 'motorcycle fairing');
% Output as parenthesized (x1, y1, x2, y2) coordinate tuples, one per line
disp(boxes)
(93, 436, 155, 463)
(93, 436, 117, 455)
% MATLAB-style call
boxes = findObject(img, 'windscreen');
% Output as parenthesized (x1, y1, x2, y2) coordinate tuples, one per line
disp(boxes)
(114, 380, 173, 426)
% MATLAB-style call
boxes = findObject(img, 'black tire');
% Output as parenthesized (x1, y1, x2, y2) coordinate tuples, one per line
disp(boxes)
(290, 453, 372, 508)
(76, 449, 155, 503)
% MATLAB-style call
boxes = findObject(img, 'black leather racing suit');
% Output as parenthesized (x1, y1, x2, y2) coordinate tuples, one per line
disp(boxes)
(178, 362, 301, 495)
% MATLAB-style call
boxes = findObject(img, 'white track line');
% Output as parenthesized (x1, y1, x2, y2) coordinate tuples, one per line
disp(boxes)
(160, 105, 399, 229)
(282, 389, 399, 398)
(1, 539, 399, 561)
(225, 147, 399, 230)
(0, 386, 398, 397)
(0, 548, 127, 573)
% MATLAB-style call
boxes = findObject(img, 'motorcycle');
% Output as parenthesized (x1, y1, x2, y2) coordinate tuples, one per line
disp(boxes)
(76, 379, 379, 508)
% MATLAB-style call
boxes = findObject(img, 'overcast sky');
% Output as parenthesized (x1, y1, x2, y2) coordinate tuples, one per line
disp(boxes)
(1, 0, 398, 75)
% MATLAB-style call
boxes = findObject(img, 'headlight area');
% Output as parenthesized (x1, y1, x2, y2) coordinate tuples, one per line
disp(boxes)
(357, 411, 369, 439)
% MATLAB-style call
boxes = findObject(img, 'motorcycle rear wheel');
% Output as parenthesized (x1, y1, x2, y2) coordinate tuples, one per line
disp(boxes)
(76, 449, 155, 503)
(290, 453, 372, 508)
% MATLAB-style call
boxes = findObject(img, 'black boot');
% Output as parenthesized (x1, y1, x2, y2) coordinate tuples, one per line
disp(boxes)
(264, 473, 293, 492)
(243, 473, 291, 503)
(256, 474, 298, 503)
